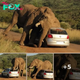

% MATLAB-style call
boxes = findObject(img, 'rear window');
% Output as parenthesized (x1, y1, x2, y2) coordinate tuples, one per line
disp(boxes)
(50, 29, 67, 34)
(71, 69, 80, 72)
(45, 71, 53, 73)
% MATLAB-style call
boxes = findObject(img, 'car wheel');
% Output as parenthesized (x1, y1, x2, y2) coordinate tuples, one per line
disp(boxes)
(42, 39, 47, 47)
(64, 46, 67, 48)
(2, 73, 3, 77)
(16, 76, 19, 78)
(7, 74, 9, 78)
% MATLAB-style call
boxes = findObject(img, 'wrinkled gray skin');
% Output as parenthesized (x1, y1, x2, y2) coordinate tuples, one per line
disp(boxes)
(3, 4, 61, 47)
(54, 54, 77, 80)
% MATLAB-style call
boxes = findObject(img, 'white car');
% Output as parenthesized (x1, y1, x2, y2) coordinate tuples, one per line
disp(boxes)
(2, 68, 19, 78)
(37, 70, 53, 79)
(69, 68, 80, 80)
(46, 28, 70, 47)
(35, 27, 70, 47)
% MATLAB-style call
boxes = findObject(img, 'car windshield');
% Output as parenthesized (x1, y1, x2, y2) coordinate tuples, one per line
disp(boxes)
(50, 29, 67, 34)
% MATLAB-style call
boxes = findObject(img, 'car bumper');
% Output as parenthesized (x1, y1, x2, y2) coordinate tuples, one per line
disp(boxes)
(69, 75, 80, 79)
(9, 74, 19, 77)
(43, 75, 53, 78)
(46, 40, 69, 46)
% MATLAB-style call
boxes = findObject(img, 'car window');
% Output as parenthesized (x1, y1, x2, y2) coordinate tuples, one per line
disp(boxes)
(50, 29, 67, 34)
(72, 69, 80, 72)
(4, 69, 9, 71)
(45, 71, 53, 73)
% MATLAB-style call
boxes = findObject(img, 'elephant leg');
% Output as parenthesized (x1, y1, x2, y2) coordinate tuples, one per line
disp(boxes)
(24, 33, 29, 45)
(21, 70, 23, 77)
(28, 27, 40, 47)
(3, 11, 18, 35)
(20, 27, 31, 46)
(38, 28, 48, 47)
(63, 69, 70, 80)
(33, 68, 41, 79)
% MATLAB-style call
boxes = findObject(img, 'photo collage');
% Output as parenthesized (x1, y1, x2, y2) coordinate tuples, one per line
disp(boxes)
(0, 0, 80, 80)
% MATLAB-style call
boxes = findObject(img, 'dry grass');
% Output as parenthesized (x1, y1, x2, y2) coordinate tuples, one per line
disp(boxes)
(23, 69, 26, 76)
(0, 69, 3, 73)
(0, 22, 23, 33)
(0, 35, 26, 52)
(27, 77, 31, 80)
(66, 29, 80, 44)
(0, 22, 80, 44)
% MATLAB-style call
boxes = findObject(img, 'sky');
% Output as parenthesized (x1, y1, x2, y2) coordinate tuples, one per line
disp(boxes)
(27, 53, 38, 56)
(0, 53, 3, 55)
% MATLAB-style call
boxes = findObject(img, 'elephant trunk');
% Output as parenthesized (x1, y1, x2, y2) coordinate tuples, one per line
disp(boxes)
(63, 69, 70, 80)
(28, 68, 32, 77)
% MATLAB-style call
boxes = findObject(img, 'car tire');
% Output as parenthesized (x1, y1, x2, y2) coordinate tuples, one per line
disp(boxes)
(64, 46, 67, 48)
(2, 73, 3, 77)
(7, 74, 9, 78)
(42, 39, 47, 47)
(16, 76, 19, 78)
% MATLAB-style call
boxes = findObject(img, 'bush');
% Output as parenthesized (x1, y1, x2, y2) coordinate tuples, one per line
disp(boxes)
(60, 22, 71, 29)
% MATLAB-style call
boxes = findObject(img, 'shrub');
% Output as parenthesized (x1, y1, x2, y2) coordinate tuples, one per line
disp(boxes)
(60, 22, 71, 29)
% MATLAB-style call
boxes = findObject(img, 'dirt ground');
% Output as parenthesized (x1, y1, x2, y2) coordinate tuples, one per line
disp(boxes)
(0, 29, 80, 53)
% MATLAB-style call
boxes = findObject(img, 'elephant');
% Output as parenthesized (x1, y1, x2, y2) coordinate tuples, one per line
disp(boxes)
(54, 54, 77, 80)
(12, 57, 25, 77)
(3, 4, 61, 47)
(3, 4, 37, 45)
(28, 59, 52, 79)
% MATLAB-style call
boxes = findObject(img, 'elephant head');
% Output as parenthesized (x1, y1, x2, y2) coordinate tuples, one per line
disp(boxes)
(13, 58, 20, 70)
(29, 59, 42, 69)
(54, 54, 77, 80)
(29, 59, 41, 77)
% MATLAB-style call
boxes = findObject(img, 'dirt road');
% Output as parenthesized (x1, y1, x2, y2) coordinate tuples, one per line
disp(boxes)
(0, 29, 80, 53)
(0, 74, 26, 80)
(31, 79, 53, 80)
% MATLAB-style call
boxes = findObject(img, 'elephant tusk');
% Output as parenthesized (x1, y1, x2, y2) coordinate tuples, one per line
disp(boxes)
(29, 66, 33, 68)
(35, 23, 40, 27)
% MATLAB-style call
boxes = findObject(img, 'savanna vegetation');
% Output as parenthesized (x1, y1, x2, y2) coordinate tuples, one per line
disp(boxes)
(27, 54, 53, 69)
(0, 53, 26, 76)
(0, 54, 26, 75)
(0, 0, 80, 29)
(0, 0, 80, 50)
(0, 54, 26, 69)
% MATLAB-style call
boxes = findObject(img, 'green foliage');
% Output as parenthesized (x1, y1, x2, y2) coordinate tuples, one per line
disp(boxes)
(27, 54, 53, 68)
(77, 22, 80, 29)
(0, 54, 26, 69)
(60, 22, 71, 29)
(0, 0, 80, 29)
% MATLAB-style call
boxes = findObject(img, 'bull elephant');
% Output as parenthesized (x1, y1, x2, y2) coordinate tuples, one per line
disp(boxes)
(54, 54, 77, 80)
(12, 57, 25, 76)
(3, 4, 37, 45)
(28, 59, 52, 79)
(3, 4, 61, 47)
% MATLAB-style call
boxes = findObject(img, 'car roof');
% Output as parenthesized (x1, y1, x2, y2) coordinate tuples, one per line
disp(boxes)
(50, 27, 65, 30)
